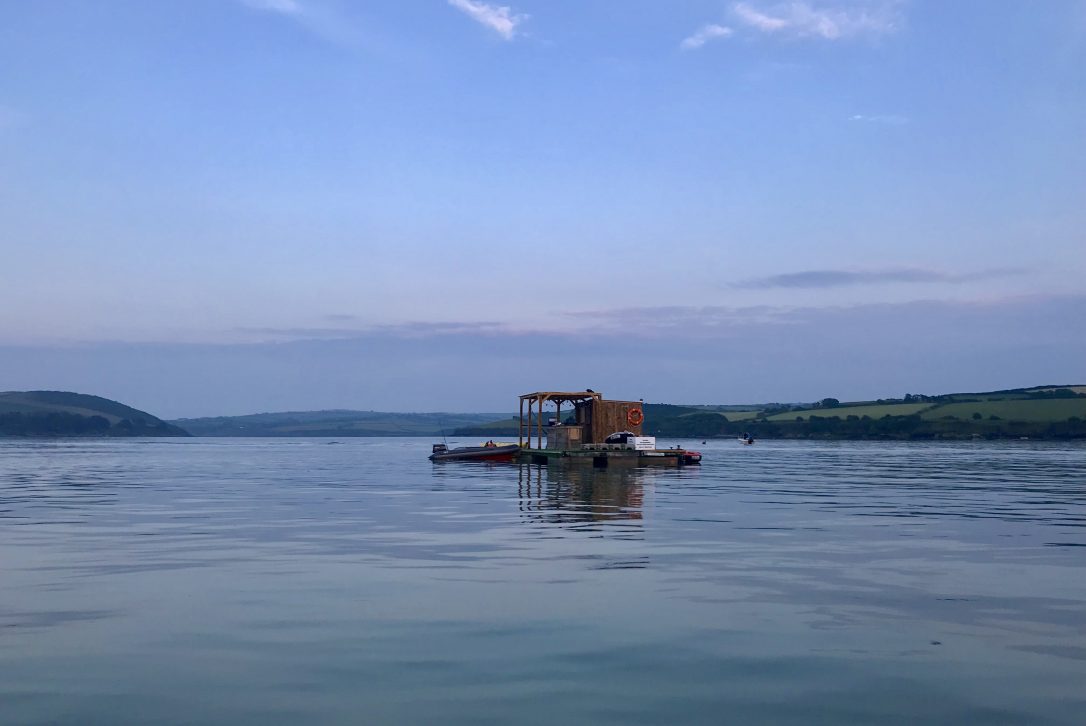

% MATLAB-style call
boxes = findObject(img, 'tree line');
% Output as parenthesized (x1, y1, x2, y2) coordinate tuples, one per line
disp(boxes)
(646, 412, 1086, 441)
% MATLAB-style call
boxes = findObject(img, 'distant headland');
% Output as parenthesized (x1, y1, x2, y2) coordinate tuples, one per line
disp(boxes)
(0, 391, 189, 437)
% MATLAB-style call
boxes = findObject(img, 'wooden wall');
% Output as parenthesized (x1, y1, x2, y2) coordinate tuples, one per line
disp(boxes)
(578, 399, 643, 443)
(546, 425, 584, 450)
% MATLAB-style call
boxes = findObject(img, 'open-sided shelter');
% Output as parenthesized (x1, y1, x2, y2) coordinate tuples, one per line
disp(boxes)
(518, 391, 644, 450)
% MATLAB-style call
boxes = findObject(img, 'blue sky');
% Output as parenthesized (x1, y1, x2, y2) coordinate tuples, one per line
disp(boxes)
(1, 1, 1084, 416)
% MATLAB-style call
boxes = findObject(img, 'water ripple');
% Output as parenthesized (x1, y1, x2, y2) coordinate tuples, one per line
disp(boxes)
(1, 437, 1084, 725)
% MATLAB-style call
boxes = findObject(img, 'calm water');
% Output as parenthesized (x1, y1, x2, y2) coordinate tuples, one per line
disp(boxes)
(2, 438, 1084, 725)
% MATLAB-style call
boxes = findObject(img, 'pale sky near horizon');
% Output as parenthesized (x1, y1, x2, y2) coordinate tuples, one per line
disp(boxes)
(2, 1, 1084, 417)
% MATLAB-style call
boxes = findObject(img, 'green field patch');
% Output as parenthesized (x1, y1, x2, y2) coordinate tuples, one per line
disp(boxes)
(767, 403, 933, 421)
(706, 410, 761, 421)
(921, 399, 1086, 422)
(943, 393, 1031, 402)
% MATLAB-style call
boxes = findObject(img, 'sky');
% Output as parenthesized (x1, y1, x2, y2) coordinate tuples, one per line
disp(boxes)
(1, 0, 1084, 417)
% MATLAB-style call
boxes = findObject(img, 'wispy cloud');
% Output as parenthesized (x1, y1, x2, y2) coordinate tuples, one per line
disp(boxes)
(731, 1, 902, 40)
(560, 294, 1079, 342)
(235, 320, 517, 342)
(733, 3, 790, 32)
(238, 0, 367, 47)
(680, 24, 734, 50)
(448, 0, 527, 41)
(849, 113, 910, 125)
(563, 304, 793, 339)
(9, 295, 1082, 416)
(241, 0, 302, 16)
(733, 267, 1025, 290)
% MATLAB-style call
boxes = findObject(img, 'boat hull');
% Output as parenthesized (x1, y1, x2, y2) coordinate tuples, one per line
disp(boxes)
(429, 445, 520, 462)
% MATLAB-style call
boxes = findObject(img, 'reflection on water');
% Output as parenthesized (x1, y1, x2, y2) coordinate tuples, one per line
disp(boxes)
(517, 463, 648, 525)
(1, 437, 1085, 725)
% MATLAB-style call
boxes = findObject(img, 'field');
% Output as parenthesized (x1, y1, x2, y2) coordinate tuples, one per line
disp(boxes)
(767, 403, 933, 421)
(920, 399, 1086, 422)
(1031, 385, 1086, 394)
(0, 391, 145, 423)
(710, 409, 762, 422)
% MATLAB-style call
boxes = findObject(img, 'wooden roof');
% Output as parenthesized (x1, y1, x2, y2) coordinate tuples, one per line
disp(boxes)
(518, 391, 603, 403)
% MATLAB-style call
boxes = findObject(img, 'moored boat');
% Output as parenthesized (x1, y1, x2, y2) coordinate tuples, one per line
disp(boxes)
(429, 442, 520, 462)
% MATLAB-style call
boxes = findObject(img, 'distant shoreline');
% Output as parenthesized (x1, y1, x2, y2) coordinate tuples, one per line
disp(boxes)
(4, 386, 1084, 441)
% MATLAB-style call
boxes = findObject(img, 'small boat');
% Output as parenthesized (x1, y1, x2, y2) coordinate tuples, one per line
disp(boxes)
(429, 442, 520, 462)
(682, 450, 702, 464)
(738, 433, 755, 445)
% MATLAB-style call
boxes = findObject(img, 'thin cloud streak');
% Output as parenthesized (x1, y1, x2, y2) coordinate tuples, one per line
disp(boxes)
(6, 295, 1081, 417)
(733, 267, 1026, 290)
(850, 113, 910, 125)
(731, 1, 902, 40)
(564, 304, 790, 331)
(241, 0, 302, 15)
(680, 24, 734, 50)
(560, 293, 1081, 341)
(234, 320, 519, 342)
(237, 0, 368, 47)
(448, 0, 526, 40)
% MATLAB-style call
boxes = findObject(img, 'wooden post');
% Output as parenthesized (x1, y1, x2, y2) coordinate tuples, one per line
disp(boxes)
(537, 396, 543, 450)
(518, 397, 524, 448)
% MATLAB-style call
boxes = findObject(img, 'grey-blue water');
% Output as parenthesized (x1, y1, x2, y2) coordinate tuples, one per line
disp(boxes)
(2, 438, 1084, 725)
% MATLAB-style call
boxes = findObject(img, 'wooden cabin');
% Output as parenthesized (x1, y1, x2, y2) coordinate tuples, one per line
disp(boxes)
(518, 391, 644, 450)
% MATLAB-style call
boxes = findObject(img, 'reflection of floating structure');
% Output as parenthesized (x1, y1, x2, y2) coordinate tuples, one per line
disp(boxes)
(517, 391, 701, 467)
(518, 463, 647, 524)
(518, 464, 650, 565)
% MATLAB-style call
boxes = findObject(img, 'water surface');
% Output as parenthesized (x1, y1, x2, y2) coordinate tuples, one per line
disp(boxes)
(2, 438, 1084, 724)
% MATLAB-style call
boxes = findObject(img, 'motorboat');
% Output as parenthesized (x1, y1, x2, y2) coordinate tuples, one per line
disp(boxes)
(429, 442, 520, 462)
(682, 450, 702, 464)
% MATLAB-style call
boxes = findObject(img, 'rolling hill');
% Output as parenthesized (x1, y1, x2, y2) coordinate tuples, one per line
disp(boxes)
(170, 410, 513, 437)
(0, 391, 189, 437)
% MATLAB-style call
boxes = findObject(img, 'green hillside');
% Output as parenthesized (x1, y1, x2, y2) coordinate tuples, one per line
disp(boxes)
(172, 410, 512, 437)
(456, 386, 1086, 441)
(767, 402, 933, 421)
(918, 399, 1086, 422)
(0, 391, 189, 437)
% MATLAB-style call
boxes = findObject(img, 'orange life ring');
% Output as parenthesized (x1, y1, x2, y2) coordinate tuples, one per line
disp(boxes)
(627, 408, 644, 426)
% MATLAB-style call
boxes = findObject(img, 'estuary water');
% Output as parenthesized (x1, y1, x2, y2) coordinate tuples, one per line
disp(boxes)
(1, 438, 1084, 725)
